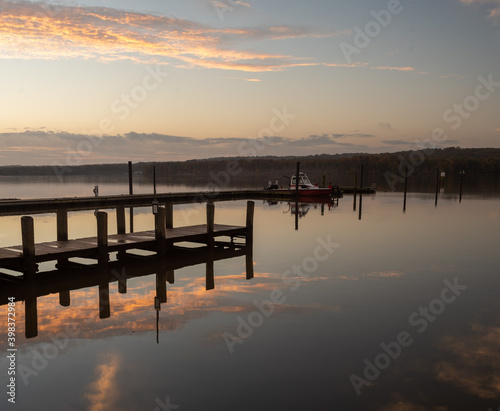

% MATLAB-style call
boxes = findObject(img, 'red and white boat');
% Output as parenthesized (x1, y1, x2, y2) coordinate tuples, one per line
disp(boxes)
(266, 172, 341, 198)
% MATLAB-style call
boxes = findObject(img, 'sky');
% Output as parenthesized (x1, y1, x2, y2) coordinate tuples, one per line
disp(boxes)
(0, 0, 499, 165)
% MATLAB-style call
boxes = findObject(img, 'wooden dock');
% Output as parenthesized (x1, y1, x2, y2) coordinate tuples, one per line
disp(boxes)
(0, 201, 255, 279)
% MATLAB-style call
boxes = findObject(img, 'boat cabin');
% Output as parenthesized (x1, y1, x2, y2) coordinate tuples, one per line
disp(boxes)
(290, 173, 315, 188)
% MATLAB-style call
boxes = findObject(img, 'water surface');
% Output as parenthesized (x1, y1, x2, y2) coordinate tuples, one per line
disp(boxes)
(0, 188, 499, 410)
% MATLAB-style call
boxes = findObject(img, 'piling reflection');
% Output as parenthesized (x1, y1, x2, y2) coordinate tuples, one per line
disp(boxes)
(0, 243, 253, 340)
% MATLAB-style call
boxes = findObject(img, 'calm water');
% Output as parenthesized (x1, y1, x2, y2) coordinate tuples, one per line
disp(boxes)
(1, 181, 499, 410)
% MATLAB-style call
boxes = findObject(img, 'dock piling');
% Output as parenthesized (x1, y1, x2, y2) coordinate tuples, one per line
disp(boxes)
(96, 211, 108, 266)
(21, 216, 36, 279)
(116, 206, 126, 235)
(56, 208, 69, 268)
(207, 202, 215, 247)
(246, 201, 254, 245)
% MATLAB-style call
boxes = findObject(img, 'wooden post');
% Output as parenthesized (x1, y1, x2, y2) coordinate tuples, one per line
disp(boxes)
(56, 208, 69, 269)
(207, 202, 215, 247)
(98, 281, 110, 319)
(206, 256, 215, 290)
(25, 281, 38, 338)
(166, 269, 175, 284)
(118, 277, 127, 294)
(246, 242, 254, 280)
(165, 202, 173, 229)
(403, 166, 408, 212)
(156, 270, 167, 303)
(155, 207, 166, 240)
(116, 206, 126, 234)
(21, 216, 36, 279)
(59, 290, 70, 307)
(435, 169, 439, 207)
(96, 211, 108, 266)
(57, 208, 68, 241)
(246, 201, 254, 245)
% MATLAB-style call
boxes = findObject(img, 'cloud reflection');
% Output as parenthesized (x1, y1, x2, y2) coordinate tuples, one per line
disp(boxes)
(83, 351, 122, 411)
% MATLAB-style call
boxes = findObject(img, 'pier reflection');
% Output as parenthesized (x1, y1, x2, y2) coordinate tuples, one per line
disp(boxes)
(0, 243, 253, 340)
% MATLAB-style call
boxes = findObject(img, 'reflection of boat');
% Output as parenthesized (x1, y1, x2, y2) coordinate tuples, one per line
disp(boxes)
(265, 172, 342, 198)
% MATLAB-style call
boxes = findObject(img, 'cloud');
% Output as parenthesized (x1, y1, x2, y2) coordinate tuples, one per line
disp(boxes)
(0, 130, 375, 165)
(382, 139, 413, 146)
(83, 352, 122, 411)
(378, 122, 394, 131)
(459, 0, 500, 19)
(372, 66, 415, 72)
(0, 0, 347, 72)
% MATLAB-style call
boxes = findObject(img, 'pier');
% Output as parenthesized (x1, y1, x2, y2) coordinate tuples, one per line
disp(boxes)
(0, 200, 255, 279)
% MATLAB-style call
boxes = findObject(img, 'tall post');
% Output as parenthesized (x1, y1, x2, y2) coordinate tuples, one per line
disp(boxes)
(97, 211, 108, 267)
(246, 201, 254, 245)
(206, 256, 215, 290)
(403, 166, 408, 212)
(128, 161, 134, 233)
(435, 169, 440, 207)
(56, 208, 69, 269)
(155, 206, 167, 260)
(59, 290, 70, 307)
(21, 216, 36, 280)
(25, 280, 38, 338)
(207, 202, 215, 247)
(116, 206, 126, 235)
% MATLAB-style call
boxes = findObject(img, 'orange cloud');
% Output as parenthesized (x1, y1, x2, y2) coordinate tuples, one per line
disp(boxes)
(0, 1, 346, 72)
(372, 66, 415, 72)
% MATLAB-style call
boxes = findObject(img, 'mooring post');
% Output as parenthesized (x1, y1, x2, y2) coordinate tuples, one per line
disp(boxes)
(156, 270, 167, 303)
(206, 255, 215, 290)
(98, 280, 110, 319)
(116, 205, 127, 260)
(155, 206, 166, 240)
(207, 202, 215, 247)
(56, 208, 69, 269)
(165, 202, 173, 229)
(21, 216, 36, 279)
(57, 208, 68, 241)
(246, 201, 255, 245)
(96, 211, 108, 266)
(25, 281, 38, 338)
(403, 166, 408, 212)
(59, 290, 70, 307)
(116, 206, 126, 234)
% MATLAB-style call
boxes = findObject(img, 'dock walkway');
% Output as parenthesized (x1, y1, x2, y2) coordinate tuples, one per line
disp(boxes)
(0, 201, 254, 278)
